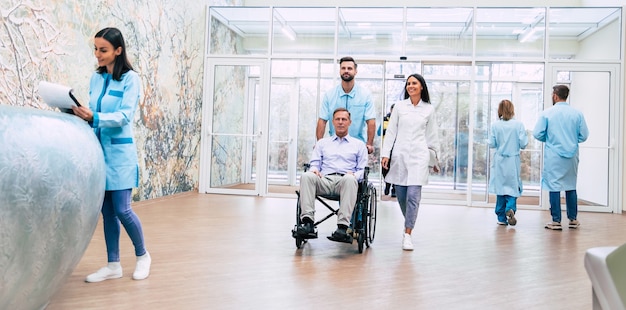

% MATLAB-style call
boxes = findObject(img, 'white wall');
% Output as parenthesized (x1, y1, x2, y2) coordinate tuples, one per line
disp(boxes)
(582, 0, 624, 5)
(578, 18, 621, 59)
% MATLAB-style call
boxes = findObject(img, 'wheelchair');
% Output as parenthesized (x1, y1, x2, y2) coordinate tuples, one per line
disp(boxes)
(291, 165, 377, 253)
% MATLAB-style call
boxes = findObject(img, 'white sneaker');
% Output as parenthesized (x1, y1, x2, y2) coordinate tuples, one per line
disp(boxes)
(402, 233, 414, 251)
(85, 264, 123, 283)
(133, 252, 152, 280)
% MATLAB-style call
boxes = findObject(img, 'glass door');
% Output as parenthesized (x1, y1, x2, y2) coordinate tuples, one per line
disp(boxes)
(544, 63, 620, 212)
(267, 78, 298, 188)
(422, 63, 472, 204)
(199, 59, 269, 195)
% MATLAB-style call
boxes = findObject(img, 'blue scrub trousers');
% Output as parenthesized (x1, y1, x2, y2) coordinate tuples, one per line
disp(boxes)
(102, 189, 147, 262)
(495, 195, 517, 223)
(549, 190, 578, 223)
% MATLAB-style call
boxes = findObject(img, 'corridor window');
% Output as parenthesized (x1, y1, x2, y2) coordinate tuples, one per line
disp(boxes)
(337, 7, 403, 57)
(475, 8, 546, 58)
(209, 7, 270, 55)
(272, 7, 336, 56)
(406, 8, 473, 57)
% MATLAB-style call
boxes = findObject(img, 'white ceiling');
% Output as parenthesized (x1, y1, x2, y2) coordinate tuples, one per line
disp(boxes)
(210, 6, 622, 41)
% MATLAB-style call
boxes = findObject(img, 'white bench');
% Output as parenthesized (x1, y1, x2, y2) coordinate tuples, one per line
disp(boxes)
(584, 244, 626, 310)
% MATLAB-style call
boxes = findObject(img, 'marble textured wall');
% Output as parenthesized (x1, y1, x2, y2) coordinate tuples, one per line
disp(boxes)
(0, 0, 240, 200)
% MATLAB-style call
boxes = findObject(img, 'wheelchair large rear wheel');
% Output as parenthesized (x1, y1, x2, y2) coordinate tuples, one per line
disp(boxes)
(367, 185, 377, 244)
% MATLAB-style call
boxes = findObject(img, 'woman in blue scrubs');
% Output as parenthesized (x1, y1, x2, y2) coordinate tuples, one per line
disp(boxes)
(72, 27, 150, 282)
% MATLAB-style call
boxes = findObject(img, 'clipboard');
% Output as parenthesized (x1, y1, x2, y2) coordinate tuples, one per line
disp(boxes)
(38, 81, 82, 110)
(69, 92, 82, 107)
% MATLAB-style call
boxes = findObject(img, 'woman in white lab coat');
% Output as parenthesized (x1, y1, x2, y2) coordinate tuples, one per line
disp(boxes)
(381, 73, 440, 251)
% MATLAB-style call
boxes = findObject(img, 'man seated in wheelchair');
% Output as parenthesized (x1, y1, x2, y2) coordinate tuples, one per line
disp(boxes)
(297, 107, 368, 243)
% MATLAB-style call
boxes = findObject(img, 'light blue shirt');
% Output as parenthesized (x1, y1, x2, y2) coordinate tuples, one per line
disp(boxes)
(309, 135, 368, 180)
(319, 84, 376, 143)
(533, 102, 589, 191)
(533, 102, 589, 158)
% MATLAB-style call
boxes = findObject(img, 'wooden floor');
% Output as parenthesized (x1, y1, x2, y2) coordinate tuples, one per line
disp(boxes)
(46, 191, 626, 310)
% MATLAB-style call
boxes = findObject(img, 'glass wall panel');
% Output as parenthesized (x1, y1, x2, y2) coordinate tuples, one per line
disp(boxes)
(209, 7, 270, 55)
(263, 59, 336, 192)
(473, 81, 491, 202)
(475, 8, 545, 58)
(516, 86, 543, 193)
(384, 62, 422, 110)
(405, 8, 473, 57)
(549, 8, 622, 60)
(297, 60, 335, 186)
(337, 8, 404, 57)
(272, 7, 336, 56)
(269, 61, 298, 186)
(422, 63, 472, 202)
(382, 62, 421, 195)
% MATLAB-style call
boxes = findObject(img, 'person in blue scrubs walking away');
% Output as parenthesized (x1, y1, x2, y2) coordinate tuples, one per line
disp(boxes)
(533, 85, 589, 230)
(488, 100, 528, 226)
(72, 27, 151, 281)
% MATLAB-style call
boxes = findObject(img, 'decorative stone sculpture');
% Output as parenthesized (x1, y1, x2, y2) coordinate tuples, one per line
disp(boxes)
(0, 105, 105, 310)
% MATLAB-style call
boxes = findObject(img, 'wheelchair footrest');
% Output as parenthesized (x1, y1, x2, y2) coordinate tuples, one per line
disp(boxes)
(292, 228, 318, 239)
(327, 232, 353, 244)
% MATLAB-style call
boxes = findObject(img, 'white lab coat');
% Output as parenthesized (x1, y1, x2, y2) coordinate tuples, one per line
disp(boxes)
(381, 99, 439, 186)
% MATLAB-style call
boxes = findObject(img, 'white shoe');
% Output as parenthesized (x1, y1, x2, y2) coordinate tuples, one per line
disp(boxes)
(402, 233, 414, 251)
(85, 264, 123, 283)
(133, 252, 151, 280)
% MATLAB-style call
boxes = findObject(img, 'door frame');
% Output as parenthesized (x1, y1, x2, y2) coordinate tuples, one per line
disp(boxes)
(543, 63, 622, 213)
(199, 58, 270, 196)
